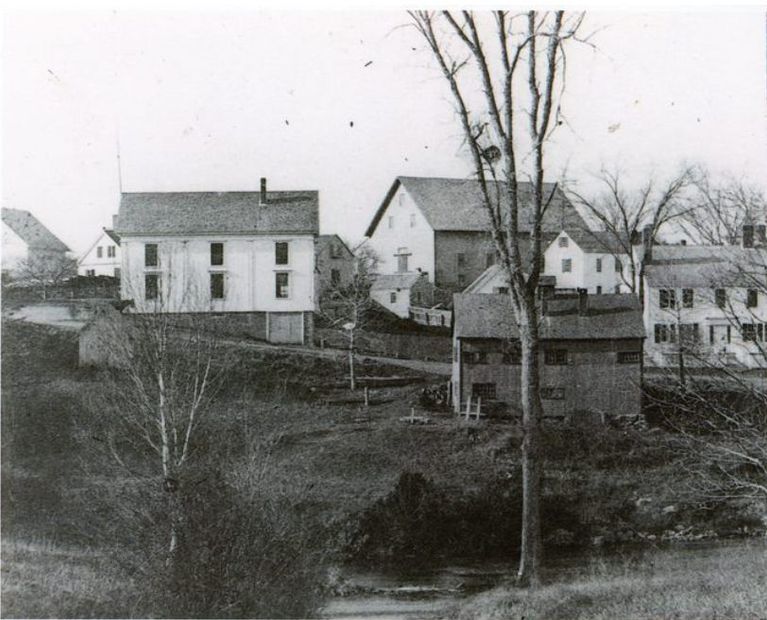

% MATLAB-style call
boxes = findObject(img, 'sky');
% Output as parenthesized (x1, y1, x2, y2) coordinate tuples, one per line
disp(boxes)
(3, 9, 766, 257)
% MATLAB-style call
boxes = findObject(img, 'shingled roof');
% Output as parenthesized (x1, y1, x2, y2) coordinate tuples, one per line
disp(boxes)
(454, 292, 645, 341)
(116, 191, 319, 236)
(365, 176, 588, 237)
(371, 272, 425, 291)
(2, 208, 70, 252)
(556, 228, 631, 254)
(645, 245, 767, 288)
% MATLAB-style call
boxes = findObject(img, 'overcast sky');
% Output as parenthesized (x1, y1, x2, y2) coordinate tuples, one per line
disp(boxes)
(3, 9, 766, 255)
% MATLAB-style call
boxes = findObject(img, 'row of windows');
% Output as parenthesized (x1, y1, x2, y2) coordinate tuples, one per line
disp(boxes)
(144, 271, 292, 301)
(96, 245, 117, 259)
(463, 349, 640, 365)
(659, 288, 760, 310)
(560, 256, 622, 274)
(654, 322, 766, 344)
(144, 241, 291, 268)
(85, 268, 121, 277)
(470, 383, 569, 402)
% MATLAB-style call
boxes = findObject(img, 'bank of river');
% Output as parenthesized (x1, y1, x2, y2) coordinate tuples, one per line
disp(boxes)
(320, 538, 766, 620)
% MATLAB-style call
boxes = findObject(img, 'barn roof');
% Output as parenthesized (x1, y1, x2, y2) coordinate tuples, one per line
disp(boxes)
(365, 176, 588, 237)
(116, 191, 319, 236)
(2, 208, 70, 252)
(454, 292, 645, 341)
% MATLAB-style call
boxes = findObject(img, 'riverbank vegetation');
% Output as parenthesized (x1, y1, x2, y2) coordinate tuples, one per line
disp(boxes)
(2, 319, 765, 617)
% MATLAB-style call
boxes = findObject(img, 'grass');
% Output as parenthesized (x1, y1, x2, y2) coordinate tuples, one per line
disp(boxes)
(1, 540, 136, 619)
(456, 541, 767, 620)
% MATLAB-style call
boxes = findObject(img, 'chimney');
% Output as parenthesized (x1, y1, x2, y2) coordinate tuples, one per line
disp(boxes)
(756, 224, 766, 245)
(642, 224, 654, 263)
(742, 224, 754, 248)
(577, 287, 588, 316)
(260, 177, 267, 205)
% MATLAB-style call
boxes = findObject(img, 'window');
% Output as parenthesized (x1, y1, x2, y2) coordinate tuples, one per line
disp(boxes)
(654, 323, 677, 344)
(457, 253, 466, 268)
(618, 351, 641, 364)
(211, 242, 224, 266)
(541, 387, 565, 400)
(502, 343, 522, 365)
(715, 288, 726, 309)
(390, 292, 397, 304)
(96, 246, 103, 258)
(659, 289, 676, 309)
(85, 269, 95, 276)
(275, 242, 289, 265)
(486, 252, 495, 269)
(679, 323, 700, 345)
(113, 267, 120, 278)
(742, 323, 756, 342)
(457, 273, 466, 287)
(397, 254, 409, 272)
(494, 286, 509, 295)
(614, 285, 621, 293)
(107, 246, 116, 258)
(545, 349, 568, 365)
(709, 325, 715, 345)
(614, 258, 622, 272)
(596, 286, 602, 295)
(414, 291, 422, 304)
(747, 289, 758, 308)
(388, 216, 394, 229)
(145, 243, 158, 267)
(682, 288, 694, 308)
(596, 258, 602, 273)
(145, 273, 160, 300)
(331, 269, 341, 285)
(275, 272, 290, 298)
(465, 351, 488, 365)
(410, 213, 416, 228)
(561, 258, 572, 273)
(472, 383, 496, 400)
(329, 243, 341, 259)
(558, 236, 569, 248)
(210, 273, 225, 299)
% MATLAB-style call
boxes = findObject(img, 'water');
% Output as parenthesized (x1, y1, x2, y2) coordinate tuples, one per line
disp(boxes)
(6, 303, 93, 330)
(320, 539, 765, 620)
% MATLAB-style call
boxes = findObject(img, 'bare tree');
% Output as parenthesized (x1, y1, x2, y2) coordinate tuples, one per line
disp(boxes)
(679, 170, 767, 246)
(409, 10, 587, 585)
(567, 167, 694, 299)
(13, 253, 76, 299)
(88, 280, 228, 568)
(320, 245, 379, 391)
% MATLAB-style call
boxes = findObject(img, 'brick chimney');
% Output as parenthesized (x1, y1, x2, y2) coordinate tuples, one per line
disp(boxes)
(642, 224, 654, 264)
(742, 224, 754, 248)
(577, 287, 588, 316)
(260, 177, 267, 205)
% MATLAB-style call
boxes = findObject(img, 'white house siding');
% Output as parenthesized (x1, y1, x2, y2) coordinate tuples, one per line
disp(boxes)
(545, 232, 629, 294)
(367, 185, 436, 281)
(2, 222, 28, 272)
(120, 235, 315, 315)
(370, 286, 412, 318)
(644, 283, 767, 369)
(78, 231, 121, 277)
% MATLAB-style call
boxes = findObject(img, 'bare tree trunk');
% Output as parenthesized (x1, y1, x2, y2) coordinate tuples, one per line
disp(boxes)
(516, 300, 544, 586)
(349, 331, 356, 391)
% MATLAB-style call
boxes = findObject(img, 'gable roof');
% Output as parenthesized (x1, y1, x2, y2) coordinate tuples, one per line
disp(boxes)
(116, 191, 319, 236)
(454, 292, 645, 341)
(2, 208, 70, 253)
(104, 228, 121, 244)
(463, 264, 556, 294)
(371, 272, 425, 291)
(317, 234, 353, 257)
(554, 228, 630, 255)
(365, 176, 588, 237)
(645, 245, 767, 288)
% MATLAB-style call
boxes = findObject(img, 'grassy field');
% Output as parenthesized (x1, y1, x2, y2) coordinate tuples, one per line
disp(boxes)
(456, 541, 767, 620)
(2, 319, 765, 618)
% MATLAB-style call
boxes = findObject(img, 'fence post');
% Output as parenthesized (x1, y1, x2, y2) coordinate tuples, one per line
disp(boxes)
(465, 394, 472, 419)
(410, 407, 415, 424)
(476, 397, 482, 420)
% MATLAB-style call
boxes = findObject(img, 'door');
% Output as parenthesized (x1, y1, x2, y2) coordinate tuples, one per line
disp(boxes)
(269, 312, 303, 344)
